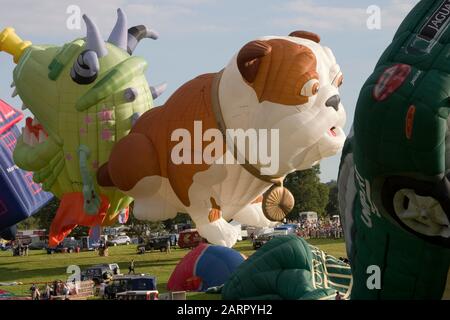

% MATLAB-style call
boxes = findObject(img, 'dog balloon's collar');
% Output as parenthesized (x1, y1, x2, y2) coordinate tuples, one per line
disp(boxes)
(210, 69, 294, 222)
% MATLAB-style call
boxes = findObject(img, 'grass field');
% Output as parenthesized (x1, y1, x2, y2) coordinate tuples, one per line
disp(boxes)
(0, 238, 346, 299)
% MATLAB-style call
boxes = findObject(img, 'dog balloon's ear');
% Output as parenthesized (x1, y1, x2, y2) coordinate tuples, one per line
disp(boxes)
(237, 40, 272, 83)
(289, 30, 321, 43)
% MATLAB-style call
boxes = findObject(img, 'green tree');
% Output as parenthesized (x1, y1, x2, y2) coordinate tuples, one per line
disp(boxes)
(162, 212, 192, 231)
(34, 198, 59, 230)
(15, 197, 59, 232)
(325, 180, 339, 217)
(126, 203, 165, 239)
(16, 216, 39, 230)
(284, 165, 330, 219)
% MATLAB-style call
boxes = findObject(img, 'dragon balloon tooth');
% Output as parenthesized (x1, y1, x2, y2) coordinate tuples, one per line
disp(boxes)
(22, 126, 31, 146)
(38, 130, 47, 144)
(29, 131, 38, 147)
(11, 88, 17, 97)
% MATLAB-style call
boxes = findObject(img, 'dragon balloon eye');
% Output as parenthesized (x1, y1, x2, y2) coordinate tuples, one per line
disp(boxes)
(301, 79, 320, 97)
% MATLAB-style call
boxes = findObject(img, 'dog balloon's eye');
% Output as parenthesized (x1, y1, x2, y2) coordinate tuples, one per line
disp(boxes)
(333, 72, 344, 88)
(301, 79, 320, 97)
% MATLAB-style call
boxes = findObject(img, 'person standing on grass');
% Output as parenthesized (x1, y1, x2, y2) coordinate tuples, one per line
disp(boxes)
(45, 283, 51, 300)
(30, 283, 37, 300)
(63, 283, 70, 300)
(128, 259, 135, 274)
(166, 239, 171, 254)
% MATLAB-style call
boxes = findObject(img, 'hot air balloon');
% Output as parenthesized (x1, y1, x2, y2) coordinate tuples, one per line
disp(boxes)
(222, 235, 351, 300)
(0, 100, 52, 237)
(338, 0, 450, 299)
(168, 243, 246, 292)
(97, 31, 347, 248)
(0, 9, 165, 246)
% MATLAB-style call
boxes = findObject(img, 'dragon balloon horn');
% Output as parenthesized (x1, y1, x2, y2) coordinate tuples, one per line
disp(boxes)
(0, 9, 166, 247)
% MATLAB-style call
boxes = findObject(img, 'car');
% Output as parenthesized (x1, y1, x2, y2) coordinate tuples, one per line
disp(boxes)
(28, 241, 47, 250)
(95, 263, 121, 275)
(46, 238, 79, 254)
(0, 242, 11, 251)
(252, 233, 275, 250)
(137, 236, 174, 254)
(81, 265, 115, 284)
(104, 275, 157, 300)
(107, 235, 131, 246)
(273, 225, 297, 236)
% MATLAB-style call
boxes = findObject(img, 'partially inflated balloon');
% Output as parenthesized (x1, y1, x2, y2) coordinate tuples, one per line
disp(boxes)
(0, 100, 52, 233)
(338, 0, 450, 299)
(222, 235, 351, 300)
(168, 243, 245, 292)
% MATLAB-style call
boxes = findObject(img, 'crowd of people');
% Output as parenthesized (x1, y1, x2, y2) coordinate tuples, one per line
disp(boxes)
(29, 280, 74, 300)
(295, 218, 343, 239)
(12, 242, 29, 256)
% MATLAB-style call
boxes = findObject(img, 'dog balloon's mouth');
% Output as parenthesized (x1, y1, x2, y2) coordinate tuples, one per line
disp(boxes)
(329, 126, 337, 137)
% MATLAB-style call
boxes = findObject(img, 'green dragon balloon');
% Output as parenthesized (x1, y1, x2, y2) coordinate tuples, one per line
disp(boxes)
(0, 9, 166, 246)
(223, 0, 450, 300)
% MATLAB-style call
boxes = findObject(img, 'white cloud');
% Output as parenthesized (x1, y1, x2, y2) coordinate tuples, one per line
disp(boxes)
(271, 0, 419, 31)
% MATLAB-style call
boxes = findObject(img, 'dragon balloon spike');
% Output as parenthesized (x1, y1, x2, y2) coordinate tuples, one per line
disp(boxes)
(0, 8, 166, 246)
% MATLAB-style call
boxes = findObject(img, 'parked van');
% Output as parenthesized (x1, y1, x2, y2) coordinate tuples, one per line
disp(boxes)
(299, 212, 318, 224)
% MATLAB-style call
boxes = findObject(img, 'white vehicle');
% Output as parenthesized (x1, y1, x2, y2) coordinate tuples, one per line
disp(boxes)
(331, 215, 341, 226)
(107, 235, 131, 246)
(253, 227, 275, 238)
(299, 212, 318, 224)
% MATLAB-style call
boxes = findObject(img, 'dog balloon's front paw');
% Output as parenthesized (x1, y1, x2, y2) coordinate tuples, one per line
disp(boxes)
(196, 218, 239, 248)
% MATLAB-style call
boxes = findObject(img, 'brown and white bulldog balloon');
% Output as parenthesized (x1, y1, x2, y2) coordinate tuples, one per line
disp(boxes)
(98, 31, 346, 247)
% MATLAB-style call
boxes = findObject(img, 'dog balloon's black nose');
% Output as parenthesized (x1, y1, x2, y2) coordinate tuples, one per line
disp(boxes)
(326, 95, 341, 111)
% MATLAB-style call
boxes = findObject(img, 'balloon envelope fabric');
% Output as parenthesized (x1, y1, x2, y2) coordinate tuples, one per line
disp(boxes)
(167, 243, 245, 292)
(222, 235, 352, 300)
(338, 0, 450, 299)
(0, 100, 52, 231)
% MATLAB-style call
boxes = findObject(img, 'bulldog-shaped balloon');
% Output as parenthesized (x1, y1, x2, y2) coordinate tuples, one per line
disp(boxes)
(98, 31, 346, 247)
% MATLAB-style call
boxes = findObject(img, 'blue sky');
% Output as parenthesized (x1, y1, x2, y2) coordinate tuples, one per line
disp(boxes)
(0, 0, 419, 182)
